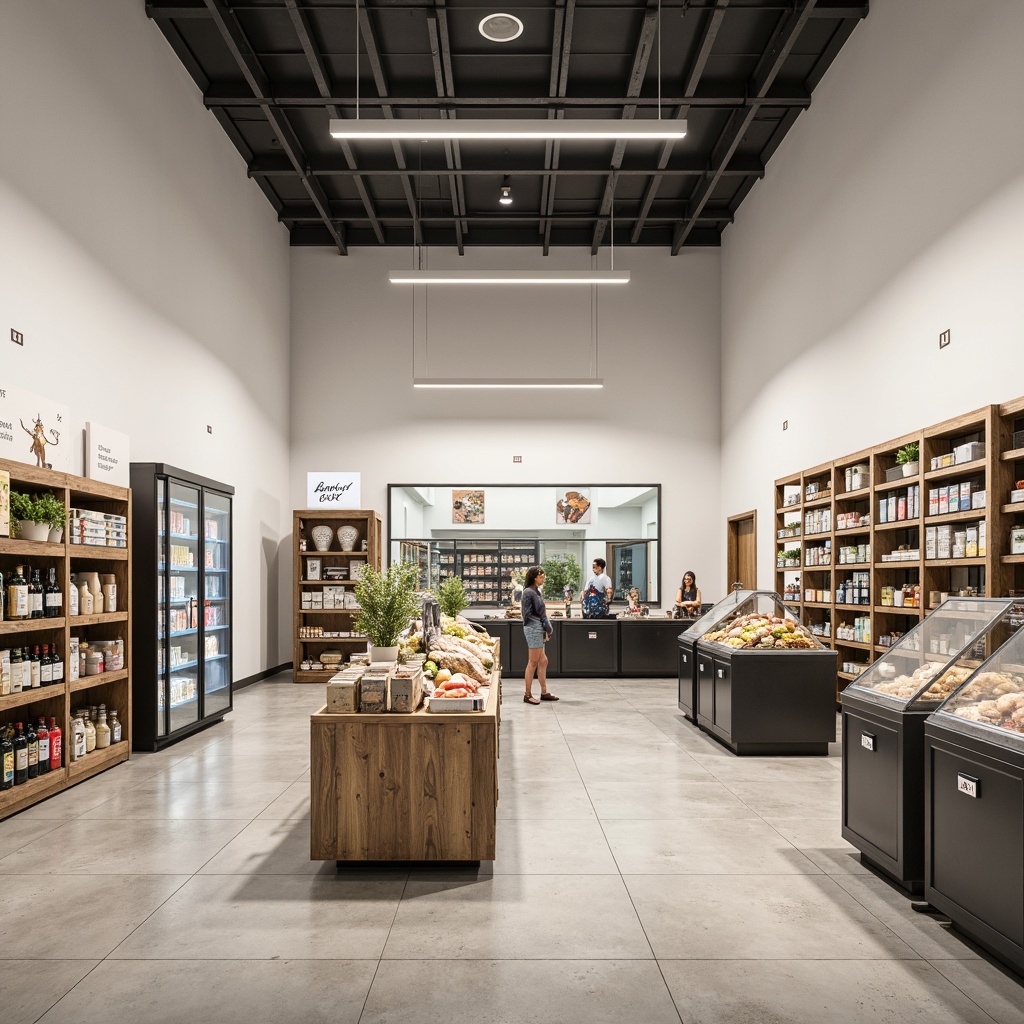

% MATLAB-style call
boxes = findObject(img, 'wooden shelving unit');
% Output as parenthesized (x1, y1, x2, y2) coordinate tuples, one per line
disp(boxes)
(292, 509, 381, 684)
(1, 458, 131, 820)
(774, 401, 1024, 702)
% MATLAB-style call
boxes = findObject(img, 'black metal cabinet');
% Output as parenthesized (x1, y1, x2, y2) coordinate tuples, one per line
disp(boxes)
(924, 720, 1024, 974)
(678, 635, 698, 719)
(620, 620, 686, 675)
(559, 620, 618, 676)
(130, 463, 234, 751)
(696, 648, 716, 731)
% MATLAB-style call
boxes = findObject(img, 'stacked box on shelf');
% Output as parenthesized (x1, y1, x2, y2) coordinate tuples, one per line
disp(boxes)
(68, 507, 128, 547)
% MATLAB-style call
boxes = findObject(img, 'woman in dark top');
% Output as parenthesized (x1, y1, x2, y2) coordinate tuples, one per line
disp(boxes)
(674, 570, 702, 618)
(521, 565, 558, 704)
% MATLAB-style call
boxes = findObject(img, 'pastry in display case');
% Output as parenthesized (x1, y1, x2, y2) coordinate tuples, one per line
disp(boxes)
(840, 597, 1015, 891)
(924, 619, 1024, 977)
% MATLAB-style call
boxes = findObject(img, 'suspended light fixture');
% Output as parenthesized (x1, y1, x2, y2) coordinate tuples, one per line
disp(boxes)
(499, 176, 513, 205)
(413, 378, 603, 389)
(330, 118, 685, 141)
(390, 270, 628, 285)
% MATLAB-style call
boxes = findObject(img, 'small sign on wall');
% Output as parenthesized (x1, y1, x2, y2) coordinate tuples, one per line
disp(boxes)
(0, 381, 72, 472)
(85, 422, 130, 487)
(307, 471, 361, 508)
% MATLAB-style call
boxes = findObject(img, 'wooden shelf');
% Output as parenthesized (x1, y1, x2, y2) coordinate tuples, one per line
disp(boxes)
(804, 495, 832, 509)
(835, 604, 871, 612)
(802, 564, 833, 572)
(0, 616, 66, 636)
(299, 579, 356, 587)
(925, 509, 986, 525)
(834, 638, 872, 650)
(803, 601, 832, 609)
(68, 611, 129, 626)
(875, 519, 921, 532)
(68, 740, 130, 780)
(924, 557, 987, 567)
(1000, 447, 1024, 461)
(836, 487, 871, 501)
(70, 669, 129, 694)
(296, 636, 366, 644)
(835, 525, 871, 534)
(873, 605, 923, 615)
(924, 458, 987, 482)
(0, 769, 68, 818)
(299, 550, 367, 557)
(1001, 502, 1024, 514)
(0, 538, 64, 557)
(1002, 555, 1024, 565)
(873, 562, 921, 569)
(0, 685, 66, 714)
(69, 546, 128, 560)
(298, 609, 357, 616)
(837, 670, 867, 682)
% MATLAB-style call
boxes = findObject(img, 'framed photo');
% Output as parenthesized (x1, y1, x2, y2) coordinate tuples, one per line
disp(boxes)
(306, 558, 322, 581)
(452, 488, 485, 524)
(555, 487, 592, 524)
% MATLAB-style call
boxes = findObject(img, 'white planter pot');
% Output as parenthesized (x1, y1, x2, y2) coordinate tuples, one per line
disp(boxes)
(901, 461, 919, 477)
(18, 520, 50, 542)
(48, 527, 64, 544)
(368, 645, 399, 663)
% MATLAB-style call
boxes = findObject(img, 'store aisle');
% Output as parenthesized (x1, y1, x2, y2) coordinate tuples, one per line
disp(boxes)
(1, 676, 1022, 1024)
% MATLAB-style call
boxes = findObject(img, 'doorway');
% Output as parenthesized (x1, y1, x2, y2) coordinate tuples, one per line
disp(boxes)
(727, 510, 757, 592)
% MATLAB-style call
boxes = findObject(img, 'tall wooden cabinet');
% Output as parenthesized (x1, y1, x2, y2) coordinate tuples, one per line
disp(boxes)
(1, 458, 132, 820)
(292, 509, 381, 683)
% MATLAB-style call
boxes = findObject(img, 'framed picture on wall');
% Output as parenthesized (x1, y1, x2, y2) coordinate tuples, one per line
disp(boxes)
(306, 558, 322, 581)
(556, 487, 591, 524)
(452, 489, 485, 524)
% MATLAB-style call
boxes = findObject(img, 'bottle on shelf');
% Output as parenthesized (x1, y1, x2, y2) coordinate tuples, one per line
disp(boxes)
(29, 567, 44, 619)
(108, 709, 122, 744)
(48, 717, 61, 771)
(36, 717, 50, 775)
(51, 644, 64, 684)
(45, 567, 62, 617)
(71, 713, 86, 762)
(2, 726, 14, 790)
(40, 644, 53, 686)
(68, 574, 79, 616)
(10, 647, 24, 694)
(26, 719, 38, 780)
(95, 707, 111, 749)
(7, 565, 29, 621)
(29, 645, 41, 689)
(78, 578, 93, 616)
(0, 567, 4, 621)
(13, 723, 28, 785)
(84, 714, 96, 753)
(101, 574, 116, 613)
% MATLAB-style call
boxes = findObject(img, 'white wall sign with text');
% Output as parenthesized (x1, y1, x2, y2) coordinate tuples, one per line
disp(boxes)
(0, 381, 72, 471)
(307, 471, 361, 508)
(85, 422, 130, 487)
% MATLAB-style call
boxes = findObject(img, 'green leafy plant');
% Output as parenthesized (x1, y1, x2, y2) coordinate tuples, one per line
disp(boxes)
(437, 575, 470, 617)
(895, 442, 919, 466)
(8, 490, 65, 536)
(9, 490, 34, 524)
(779, 548, 801, 562)
(542, 553, 582, 600)
(354, 560, 421, 649)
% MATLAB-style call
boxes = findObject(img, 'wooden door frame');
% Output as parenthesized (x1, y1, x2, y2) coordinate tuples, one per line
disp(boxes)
(727, 509, 758, 592)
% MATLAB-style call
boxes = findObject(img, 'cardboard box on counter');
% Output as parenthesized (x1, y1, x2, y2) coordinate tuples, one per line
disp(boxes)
(326, 675, 360, 714)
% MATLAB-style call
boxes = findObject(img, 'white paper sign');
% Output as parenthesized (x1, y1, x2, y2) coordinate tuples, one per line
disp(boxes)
(85, 422, 130, 487)
(307, 472, 361, 508)
(0, 381, 72, 471)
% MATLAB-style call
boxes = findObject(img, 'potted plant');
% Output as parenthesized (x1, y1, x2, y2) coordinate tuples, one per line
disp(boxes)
(437, 575, 470, 618)
(9, 490, 64, 542)
(542, 553, 582, 604)
(896, 441, 920, 477)
(354, 560, 421, 662)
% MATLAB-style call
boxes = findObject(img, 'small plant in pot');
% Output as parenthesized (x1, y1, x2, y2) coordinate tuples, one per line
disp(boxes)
(354, 560, 421, 662)
(896, 441, 920, 477)
(10, 490, 65, 543)
(437, 575, 470, 618)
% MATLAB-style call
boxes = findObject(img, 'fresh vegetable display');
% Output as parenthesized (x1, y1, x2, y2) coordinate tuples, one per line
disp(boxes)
(703, 613, 817, 650)
(432, 672, 483, 700)
(404, 616, 498, 682)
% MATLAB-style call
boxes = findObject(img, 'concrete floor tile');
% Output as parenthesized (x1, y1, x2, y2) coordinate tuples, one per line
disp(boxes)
(0, 818, 245, 874)
(930, 958, 1024, 1024)
(604, 818, 820, 874)
(493, 818, 618, 874)
(767, 818, 871, 875)
(0, 874, 188, 958)
(716, 779, 843, 819)
(360, 959, 681, 1024)
(660, 958, 998, 1024)
(496, 778, 596, 819)
(0, 960, 100, 1024)
(77, 778, 293, 819)
(255, 775, 311, 819)
(198, 818, 329, 874)
(383, 875, 652, 960)
(625, 874, 918, 960)
(35, 959, 376, 1024)
(0, 816, 65, 859)
(587, 777, 759, 820)
(109, 875, 404, 960)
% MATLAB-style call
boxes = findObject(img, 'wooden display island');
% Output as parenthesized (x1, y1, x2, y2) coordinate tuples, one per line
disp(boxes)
(310, 666, 500, 863)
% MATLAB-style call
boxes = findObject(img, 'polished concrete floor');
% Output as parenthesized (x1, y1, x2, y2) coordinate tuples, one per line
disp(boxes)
(1, 675, 1022, 1023)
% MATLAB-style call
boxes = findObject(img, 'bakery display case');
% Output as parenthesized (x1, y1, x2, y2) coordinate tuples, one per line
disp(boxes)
(924, 624, 1024, 975)
(840, 597, 1015, 890)
(691, 592, 836, 755)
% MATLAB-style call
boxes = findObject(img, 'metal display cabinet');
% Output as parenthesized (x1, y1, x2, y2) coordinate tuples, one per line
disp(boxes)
(841, 598, 1014, 891)
(559, 619, 618, 676)
(131, 464, 234, 751)
(923, 628, 1024, 976)
(679, 592, 757, 720)
(620, 618, 691, 676)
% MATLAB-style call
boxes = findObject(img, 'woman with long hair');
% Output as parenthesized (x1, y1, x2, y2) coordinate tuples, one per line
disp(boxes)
(675, 570, 702, 618)
(521, 565, 557, 704)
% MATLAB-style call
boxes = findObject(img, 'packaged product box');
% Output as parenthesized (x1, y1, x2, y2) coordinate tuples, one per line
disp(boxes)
(897, 496, 907, 521)
(0, 649, 10, 696)
(929, 488, 939, 516)
(359, 671, 390, 712)
(1011, 489, 1024, 505)
(972, 490, 986, 509)
(966, 526, 979, 558)
(887, 496, 897, 522)
(937, 525, 952, 559)
(954, 441, 985, 464)
(960, 481, 973, 505)
(939, 488, 949, 515)
(1012, 527, 1024, 555)
(979, 521, 987, 556)
(311, 591, 323, 609)
(948, 487, 960, 513)
(0, 469, 9, 537)
(301, 592, 312, 610)
(326, 675, 360, 714)
(389, 669, 425, 714)
(322, 588, 335, 610)
(878, 498, 888, 524)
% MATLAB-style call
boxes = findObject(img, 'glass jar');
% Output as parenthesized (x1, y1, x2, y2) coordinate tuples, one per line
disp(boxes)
(95, 708, 111, 749)
(108, 709, 122, 744)
(83, 715, 96, 754)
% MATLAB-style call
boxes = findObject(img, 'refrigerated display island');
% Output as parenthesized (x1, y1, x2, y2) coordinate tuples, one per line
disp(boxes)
(687, 591, 836, 755)
(925, 620, 1024, 976)
(131, 464, 233, 750)
(840, 598, 1015, 890)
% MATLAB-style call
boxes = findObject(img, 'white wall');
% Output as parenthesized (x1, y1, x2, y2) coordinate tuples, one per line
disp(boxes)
(0, 0, 293, 677)
(291, 246, 723, 606)
(721, 0, 1024, 588)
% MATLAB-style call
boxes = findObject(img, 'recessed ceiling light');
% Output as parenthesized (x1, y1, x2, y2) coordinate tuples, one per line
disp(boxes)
(479, 13, 523, 43)
(499, 176, 513, 205)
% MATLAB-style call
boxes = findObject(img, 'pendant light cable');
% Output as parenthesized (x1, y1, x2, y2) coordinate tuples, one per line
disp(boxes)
(355, 0, 360, 120)
(657, 0, 662, 120)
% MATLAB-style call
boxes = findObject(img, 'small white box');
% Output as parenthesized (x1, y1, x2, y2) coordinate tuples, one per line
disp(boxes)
(1011, 528, 1024, 555)
(311, 592, 323, 609)
(972, 490, 986, 510)
(979, 521, 987, 556)
(323, 589, 335, 610)
(953, 441, 985, 464)
(301, 592, 312, 609)
(925, 527, 937, 560)
(1010, 489, 1024, 505)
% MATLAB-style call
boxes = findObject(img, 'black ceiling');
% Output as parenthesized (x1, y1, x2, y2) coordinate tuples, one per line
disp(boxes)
(147, 0, 868, 253)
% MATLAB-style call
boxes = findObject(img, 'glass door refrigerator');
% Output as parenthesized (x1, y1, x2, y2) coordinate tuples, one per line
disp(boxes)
(130, 464, 234, 750)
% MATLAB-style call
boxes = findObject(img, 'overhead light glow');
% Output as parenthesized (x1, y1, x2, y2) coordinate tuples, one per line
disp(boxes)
(414, 378, 604, 389)
(330, 118, 686, 142)
(479, 13, 524, 42)
(390, 270, 630, 285)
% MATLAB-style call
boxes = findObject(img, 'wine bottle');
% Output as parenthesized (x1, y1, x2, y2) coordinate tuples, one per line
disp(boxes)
(45, 567, 62, 617)
(48, 717, 62, 770)
(7, 565, 29, 621)
(13, 723, 28, 785)
(1, 727, 14, 790)
(29, 567, 44, 619)
(10, 647, 24, 694)
(26, 719, 39, 779)
(40, 644, 53, 686)
(36, 717, 50, 775)
(29, 645, 41, 689)
(51, 644, 64, 684)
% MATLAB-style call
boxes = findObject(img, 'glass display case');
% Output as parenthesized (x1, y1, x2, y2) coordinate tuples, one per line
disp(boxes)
(840, 598, 1015, 890)
(131, 464, 234, 750)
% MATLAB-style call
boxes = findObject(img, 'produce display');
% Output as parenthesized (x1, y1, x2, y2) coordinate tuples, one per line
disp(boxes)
(948, 671, 1024, 733)
(703, 613, 816, 650)
(431, 672, 483, 700)
(870, 662, 974, 702)
(403, 615, 498, 686)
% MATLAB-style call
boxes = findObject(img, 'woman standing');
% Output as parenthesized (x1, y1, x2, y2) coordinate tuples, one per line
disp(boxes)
(675, 571, 702, 618)
(521, 565, 558, 704)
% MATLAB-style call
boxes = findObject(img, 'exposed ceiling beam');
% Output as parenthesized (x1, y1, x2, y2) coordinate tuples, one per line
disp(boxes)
(543, 0, 576, 254)
(672, 0, 819, 254)
(200, 0, 346, 254)
(427, 6, 465, 252)
(279, 206, 734, 226)
(283, 0, 385, 244)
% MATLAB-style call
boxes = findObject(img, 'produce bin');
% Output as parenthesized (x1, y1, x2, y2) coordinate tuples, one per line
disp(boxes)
(620, 617, 691, 676)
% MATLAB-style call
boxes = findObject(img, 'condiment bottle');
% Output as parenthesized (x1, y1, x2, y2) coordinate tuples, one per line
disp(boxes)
(78, 579, 93, 615)
(95, 707, 111, 749)
(101, 575, 117, 613)
(72, 714, 86, 760)
(83, 715, 96, 753)
(108, 709, 122, 744)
